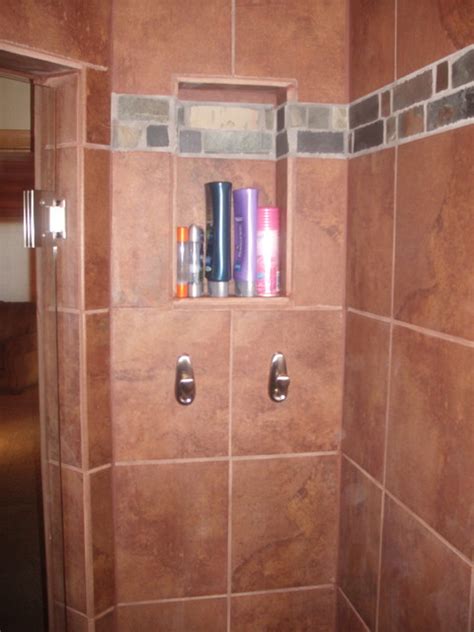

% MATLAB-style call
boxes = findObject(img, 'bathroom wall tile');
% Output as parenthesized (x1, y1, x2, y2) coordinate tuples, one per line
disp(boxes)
(117, 599, 227, 631)
(57, 312, 82, 468)
(353, 120, 384, 152)
(113, 0, 231, 93)
(231, 588, 335, 632)
(350, 0, 395, 100)
(111, 151, 171, 307)
(112, 308, 229, 460)
(378, 497, 471, 631)
(0, 0, 110, 66)
(394, 127, 474, 339)
(338, 459, 382, 630)
(336, 591, 370, 632)
(86, 312, 112, 469)
(349, 94, 379, 129)
(276, 158, 290, 294)
(436, 61, 449, 92)
(86, 69, 111, 146)
(62, 467, 87, 613)
(115, 462, 228, 601)
(347, 148, 394, 315)
(342, 313, 390, 480)
(95, 610, 115, 632)
(52, 73, 79, 145)
(397, 105, 424, 139)
(296, 131, 345, 154)
(386, 327, 474, 558)
(84, 148, 110, 310)
(48, 464, 66, 604)
(294, 158, 346, 306)
(427, 86, 474, 131)
(175, 157, 275, 227)
(235, 0, 346, 103)
(56, 146, 80, 310)
(452, 49, 474, 88)
(397, 0, 474, 77)
(232, 310, 343, 456)
(392, 71, 432, 112)
(90, 468, 114, 614)
(232, 456, 338, 591)
(65, 609, 88, 632)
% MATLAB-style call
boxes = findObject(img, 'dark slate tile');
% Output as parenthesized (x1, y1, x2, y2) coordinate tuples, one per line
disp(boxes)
(398, 105, 425, 138)
(179, 130, 202, 153)
(393, 70, 432, 111)
(349, 94, 379, 129)
(386, 116, 397, 143)
(277, 106, 285, 132)
(436, 62, 449, 92)
(427, 87, 474, 131)
(276, 131, 289, 157)
(146, 125, 169, 147)
(452, 49, 474, 88)
(381, 91, 391, 117)
(119, 96, 169, 121)
(297, 130, 344, 154)
(203, 130, 272, 154)
(353, 120, 384, 153)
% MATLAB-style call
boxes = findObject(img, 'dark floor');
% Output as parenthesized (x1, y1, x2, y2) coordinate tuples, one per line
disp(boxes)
(0, 386, 47, 631)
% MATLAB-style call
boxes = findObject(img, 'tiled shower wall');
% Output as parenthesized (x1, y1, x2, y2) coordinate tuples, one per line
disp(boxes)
(338, 1, 474, 631)
(110, 0, 347, 629)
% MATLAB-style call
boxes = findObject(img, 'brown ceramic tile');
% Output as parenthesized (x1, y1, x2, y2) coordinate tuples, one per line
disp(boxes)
(112, 152, 171, 307)
(48, 464, 67, 605)
(176, 157, 275, 228)
(276, 158, 289, 295)
(386, 326, 474, 558)
(294, 158, 346, 306)
(62, 467, 87, 613)
(117, 599, 227, 631)
(113, 0, 231, 93)
(86, 69, 111, 146)
(397, 105, 424, 138)
(95, 610, 115, 632)
(112, 308, 229, 460)
(397, 0, 474, 77)
(86, 312, 112, 469)
(394, 127, 474, 339)
(350, 0, 395, 100)
(56, 147, 80, 310)
(57, 312, 82, 468)
(115, 462, 228, 601)
(50, 73, 79, 145)
(336, 591, 369, 632)
(342, 313, 390, 480)
(232, 456, 338, 591)
(84, 148, 110, 310)
(0, 1, 110, 66)
(338, 459, 382, 629)
(232, 310, 343, 456)
(66, 608, 89, 632)
(347, 148, 395, 315)
(232, 588, 335, 632)
(90, 468, 114, 614)
(235, 0, 346, 103)
(378, 497, 471, 631)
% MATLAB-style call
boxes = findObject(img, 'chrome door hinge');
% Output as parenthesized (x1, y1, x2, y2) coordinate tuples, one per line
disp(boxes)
(23, 190, 67, 248)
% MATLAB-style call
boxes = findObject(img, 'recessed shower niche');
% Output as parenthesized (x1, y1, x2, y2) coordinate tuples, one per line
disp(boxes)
(172, 77, 296, 306)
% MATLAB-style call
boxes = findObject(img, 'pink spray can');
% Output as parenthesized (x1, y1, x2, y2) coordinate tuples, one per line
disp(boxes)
(256, 206, 280, 297)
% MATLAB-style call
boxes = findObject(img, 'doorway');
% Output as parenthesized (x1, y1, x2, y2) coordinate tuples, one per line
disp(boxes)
(0, 49, 80, 632)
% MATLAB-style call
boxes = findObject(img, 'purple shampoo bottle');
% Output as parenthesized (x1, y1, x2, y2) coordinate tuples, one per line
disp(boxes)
(233, 188, 258, 296)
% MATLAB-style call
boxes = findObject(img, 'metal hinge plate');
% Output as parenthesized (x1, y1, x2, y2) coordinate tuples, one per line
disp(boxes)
(23, 190, 67, 248)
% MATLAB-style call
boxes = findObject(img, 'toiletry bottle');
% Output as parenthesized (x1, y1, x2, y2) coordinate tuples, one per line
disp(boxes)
(256, 207, 280, 297)
(188, 224, 204, 298)
(176, 226, 189, 298)
(205, 181, 232, 297)
(233, 188, 258, 297)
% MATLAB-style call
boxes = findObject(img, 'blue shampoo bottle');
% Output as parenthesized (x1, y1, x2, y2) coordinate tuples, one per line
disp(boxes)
(205, 181, 232, 297)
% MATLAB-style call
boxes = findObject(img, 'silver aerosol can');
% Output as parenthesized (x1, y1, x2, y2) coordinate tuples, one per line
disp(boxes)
(188, 224, 204, 298)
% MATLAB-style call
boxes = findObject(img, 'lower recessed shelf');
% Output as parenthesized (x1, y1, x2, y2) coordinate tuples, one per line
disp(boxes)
(173, 296, 291, 309)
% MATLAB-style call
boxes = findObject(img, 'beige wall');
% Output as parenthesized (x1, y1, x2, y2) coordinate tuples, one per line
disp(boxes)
(0, 76, 30, 130)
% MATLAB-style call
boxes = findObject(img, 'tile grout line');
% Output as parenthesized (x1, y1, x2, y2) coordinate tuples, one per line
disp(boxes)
(113, 451, 338, 466)
(342, 453, 472, 567)
(347, 307, 474, 348)
(337, 587, 371, 631)
(374, 15, 398, 622)
(227, 310, 234, 632)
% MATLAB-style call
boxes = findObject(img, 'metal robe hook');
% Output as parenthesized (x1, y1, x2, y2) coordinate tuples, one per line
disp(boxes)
(269, 352, 290, 402)
(175, 355, 195, 405)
